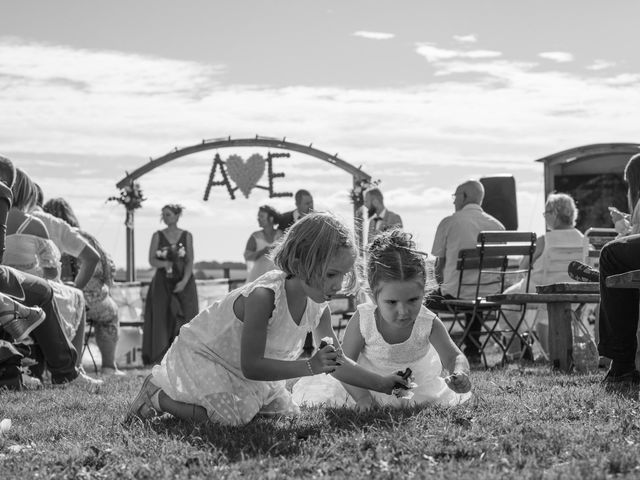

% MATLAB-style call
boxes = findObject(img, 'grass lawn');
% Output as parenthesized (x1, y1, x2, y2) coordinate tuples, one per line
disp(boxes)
(1, 363, 640, 479)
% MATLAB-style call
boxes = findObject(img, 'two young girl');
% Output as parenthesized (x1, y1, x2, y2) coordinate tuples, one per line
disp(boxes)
(126, 213, 470, 426)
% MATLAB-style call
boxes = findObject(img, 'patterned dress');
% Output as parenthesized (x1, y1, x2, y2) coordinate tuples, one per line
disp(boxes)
(151, 270, 327, 425)
(293, 303, 471, 407)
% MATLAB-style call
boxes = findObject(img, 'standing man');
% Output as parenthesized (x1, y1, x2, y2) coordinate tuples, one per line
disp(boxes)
(278, 189, 314, 232)
(364, 187, 403, 243)
(429, 180, 505, 363)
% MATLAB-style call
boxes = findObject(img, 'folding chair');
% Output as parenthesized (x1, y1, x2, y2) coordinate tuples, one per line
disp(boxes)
(81, 318, 99, 374)
(442, 231, 537, 367)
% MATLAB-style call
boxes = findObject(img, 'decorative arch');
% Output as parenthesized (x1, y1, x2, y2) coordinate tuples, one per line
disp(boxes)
(114, 136, 372, 280)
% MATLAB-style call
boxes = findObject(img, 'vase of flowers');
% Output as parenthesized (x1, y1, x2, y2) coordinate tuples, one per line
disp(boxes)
(156, 243, 187, 279)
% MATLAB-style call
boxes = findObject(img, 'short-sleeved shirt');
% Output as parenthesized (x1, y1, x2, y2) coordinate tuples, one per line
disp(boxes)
(32, 209, 88, 257)
(431, 203, 505, 298)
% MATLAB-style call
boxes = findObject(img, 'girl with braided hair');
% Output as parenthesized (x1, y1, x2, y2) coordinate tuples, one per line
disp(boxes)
(293, 228, 471, 409)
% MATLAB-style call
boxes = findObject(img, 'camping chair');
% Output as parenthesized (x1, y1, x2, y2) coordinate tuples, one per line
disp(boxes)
(442, 231, 537, 367)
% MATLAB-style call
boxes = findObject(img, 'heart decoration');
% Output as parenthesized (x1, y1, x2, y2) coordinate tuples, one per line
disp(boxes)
(226, 154, 266, 198)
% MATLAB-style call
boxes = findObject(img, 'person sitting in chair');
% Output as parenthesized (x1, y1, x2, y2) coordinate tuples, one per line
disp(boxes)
(426, 180, 504, 364)
(500, 193, 584, 359)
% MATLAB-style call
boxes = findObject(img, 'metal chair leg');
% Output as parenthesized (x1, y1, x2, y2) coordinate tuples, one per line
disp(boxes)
(81, 320, 98, 375)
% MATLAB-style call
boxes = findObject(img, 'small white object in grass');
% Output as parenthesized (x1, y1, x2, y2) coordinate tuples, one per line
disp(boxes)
(0, 418, 11, 434)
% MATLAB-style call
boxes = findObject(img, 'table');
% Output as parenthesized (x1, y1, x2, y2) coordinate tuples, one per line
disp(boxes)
(486, 285, 600, 372)
(606, 269, 640, 289)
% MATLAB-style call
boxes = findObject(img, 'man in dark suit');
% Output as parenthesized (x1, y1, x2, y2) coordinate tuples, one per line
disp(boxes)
(364, 187, 403, 243)
(278, 189, 314, 232)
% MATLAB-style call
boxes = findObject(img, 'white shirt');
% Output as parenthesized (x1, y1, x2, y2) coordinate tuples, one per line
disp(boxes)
(431, 203, 505, 298)
(32, 208, 89, 257)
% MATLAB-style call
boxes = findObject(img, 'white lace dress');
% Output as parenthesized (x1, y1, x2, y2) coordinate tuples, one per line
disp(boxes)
(4, 218, 85, 341)
(293, 303, 471, 407)
(152, 270, 327, 425)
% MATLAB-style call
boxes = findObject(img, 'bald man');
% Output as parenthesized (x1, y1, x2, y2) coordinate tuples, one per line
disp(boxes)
(428, 180, 504, 363)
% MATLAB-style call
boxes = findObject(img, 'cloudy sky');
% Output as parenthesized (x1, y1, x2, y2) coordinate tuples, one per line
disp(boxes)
(1, 0, 638, 269)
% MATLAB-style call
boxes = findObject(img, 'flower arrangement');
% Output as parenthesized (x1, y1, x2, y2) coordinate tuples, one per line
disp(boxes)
(156, 243, 187, 279)
(107, 181, 146, 211)
(349, 178, 381, 207)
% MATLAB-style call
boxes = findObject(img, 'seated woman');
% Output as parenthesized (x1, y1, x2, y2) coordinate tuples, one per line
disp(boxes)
(501, 193, 584, 358)
(4, 168, 87, 365)
(244, 205, 283, 283)
(44, 197, 123, 376)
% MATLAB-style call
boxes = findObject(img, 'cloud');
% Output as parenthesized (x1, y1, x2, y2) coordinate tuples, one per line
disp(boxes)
(415, 44, 502, 63)
(3, 37, 639, 266)
(587, 59, 616, 71)
(453, 34, 477, 44)
(0, 37, 225, 97)
(604, 73, 640, 86)
(538, 51, 574, 63)
(353, 31, 395, 40)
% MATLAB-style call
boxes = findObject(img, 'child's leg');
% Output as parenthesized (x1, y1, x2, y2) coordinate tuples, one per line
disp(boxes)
(158, 390, 209, 422)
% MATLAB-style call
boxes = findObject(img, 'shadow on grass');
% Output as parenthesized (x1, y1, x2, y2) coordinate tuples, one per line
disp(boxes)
(133, 403, 447, 461)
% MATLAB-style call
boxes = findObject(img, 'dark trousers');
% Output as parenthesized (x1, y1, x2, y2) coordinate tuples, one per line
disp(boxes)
(424, 289, 481, 356)
(598, 234, 640, 365)
(0, 266, 78, 383)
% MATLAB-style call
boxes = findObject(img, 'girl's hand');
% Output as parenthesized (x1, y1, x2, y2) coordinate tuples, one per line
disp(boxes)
(380, 373, 408, 395)
(609, 206, 629, 224)
(308, 344, 343, 374)
(165, 261, 173, 270)
(445, 371, 471, 394)
(173, 279, 187, 293)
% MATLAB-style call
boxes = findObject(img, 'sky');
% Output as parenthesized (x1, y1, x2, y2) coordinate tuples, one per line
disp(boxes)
(1, 0, 639, 269)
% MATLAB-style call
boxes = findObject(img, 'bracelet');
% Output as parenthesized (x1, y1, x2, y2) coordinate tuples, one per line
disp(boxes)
(306, 359, 315, 375)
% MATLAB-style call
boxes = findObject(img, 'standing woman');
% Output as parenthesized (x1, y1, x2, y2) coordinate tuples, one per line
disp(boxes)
(244, 205, 283, 283)
(43, 197, 124, 376)
(142, 204, 198, 365)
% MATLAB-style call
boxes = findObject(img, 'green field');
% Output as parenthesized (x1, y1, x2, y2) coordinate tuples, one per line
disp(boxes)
(1, 363, 640, 479)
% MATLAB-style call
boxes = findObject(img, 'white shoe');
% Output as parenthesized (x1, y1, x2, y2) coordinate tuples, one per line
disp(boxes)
(101, 367, 126, 377)
(63, 370, 103, 393)
(21, 373, 43, 390)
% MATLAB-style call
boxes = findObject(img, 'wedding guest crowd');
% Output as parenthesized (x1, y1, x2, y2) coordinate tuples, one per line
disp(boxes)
(0, 154, 102, 391)
(43, 197, 125, 376)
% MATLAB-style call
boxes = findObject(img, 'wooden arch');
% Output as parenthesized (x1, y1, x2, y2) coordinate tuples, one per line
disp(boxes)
(115, 136, 372, 280)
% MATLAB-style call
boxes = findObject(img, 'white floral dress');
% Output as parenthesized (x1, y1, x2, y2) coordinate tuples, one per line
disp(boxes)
(293, 303, 471, 407)
(152, 270, 327, 425)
